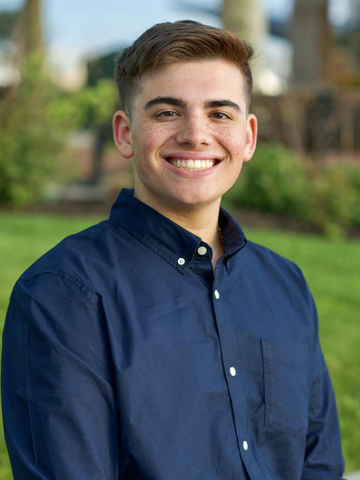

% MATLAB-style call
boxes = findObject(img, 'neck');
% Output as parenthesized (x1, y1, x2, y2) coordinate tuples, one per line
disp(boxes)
(171, 211, 224, 270)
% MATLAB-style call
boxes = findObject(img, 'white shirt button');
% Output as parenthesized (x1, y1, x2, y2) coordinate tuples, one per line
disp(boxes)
(230, 367, 236, 377)
(214, 290, 220, 299)
(197, 246, 207, 256)
(178, 258, 185, 266)
(243, 441, 249, 451)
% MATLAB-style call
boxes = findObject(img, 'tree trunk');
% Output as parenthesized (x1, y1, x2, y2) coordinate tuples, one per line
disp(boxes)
(222, 0, 268, 90)
(222, 0, 267, 50)
(15, 0, 44, 58)
(292, 0, 330, 86)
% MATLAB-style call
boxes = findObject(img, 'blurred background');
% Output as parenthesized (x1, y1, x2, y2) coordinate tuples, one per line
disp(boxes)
(1, 0, 360, 230)
(0, 0, 359, 478)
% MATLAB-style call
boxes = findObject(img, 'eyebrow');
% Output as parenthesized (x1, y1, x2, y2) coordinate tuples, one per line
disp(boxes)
(143, 97, 241, 112)
(205, 100, 241, 112)
(143, 97, 186, 110)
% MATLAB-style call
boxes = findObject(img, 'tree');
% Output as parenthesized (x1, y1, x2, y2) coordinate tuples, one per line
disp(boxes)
(0, 10, 19, 39)
(0, 0, 70, 206)
(222, 0, 267, 51)
(291, 0, 330, 85)
(222, 0, 268, 89)
(16, 0, 44, 57)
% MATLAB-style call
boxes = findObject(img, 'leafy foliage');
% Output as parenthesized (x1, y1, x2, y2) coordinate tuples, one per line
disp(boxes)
(308, 164, 360, 234)
(224, 144, 360, 236)
(0, 53, 118, 207)
(0, 55, 70, 206)
(50, 79, 118, 130)
(226, 144, 311, 216)
(0, 9, 19, 39)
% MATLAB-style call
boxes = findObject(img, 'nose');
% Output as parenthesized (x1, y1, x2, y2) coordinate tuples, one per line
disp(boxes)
(175, 114, 213, 146)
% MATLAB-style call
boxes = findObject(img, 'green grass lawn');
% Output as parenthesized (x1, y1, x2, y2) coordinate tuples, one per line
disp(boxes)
(0, 213, 359, 477)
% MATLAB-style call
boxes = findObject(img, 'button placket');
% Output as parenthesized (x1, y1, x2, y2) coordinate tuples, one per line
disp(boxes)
(211, 279, 249, 465)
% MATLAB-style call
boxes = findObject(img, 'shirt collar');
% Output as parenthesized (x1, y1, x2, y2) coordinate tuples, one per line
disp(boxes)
(109, 189, 246, 274)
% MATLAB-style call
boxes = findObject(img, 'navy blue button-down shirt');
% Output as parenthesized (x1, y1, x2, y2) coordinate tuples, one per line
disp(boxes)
(2, 188, 345, 479)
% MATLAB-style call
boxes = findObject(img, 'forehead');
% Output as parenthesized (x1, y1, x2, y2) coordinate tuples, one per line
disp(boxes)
(134, 59, 247, 108)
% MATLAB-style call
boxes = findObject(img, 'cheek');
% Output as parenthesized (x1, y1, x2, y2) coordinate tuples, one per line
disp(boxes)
(137, 123, 176, 153)
(215, 124, 246, 152)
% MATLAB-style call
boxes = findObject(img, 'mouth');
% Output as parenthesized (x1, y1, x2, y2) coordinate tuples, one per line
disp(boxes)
(165, 157, 221, 171)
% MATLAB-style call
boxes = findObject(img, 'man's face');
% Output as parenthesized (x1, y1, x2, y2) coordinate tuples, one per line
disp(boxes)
(113, 59, 257, 216)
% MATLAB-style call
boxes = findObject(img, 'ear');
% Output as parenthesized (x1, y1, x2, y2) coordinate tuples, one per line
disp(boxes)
(243, 114, 258, 163)
(113, 110, 134, 159)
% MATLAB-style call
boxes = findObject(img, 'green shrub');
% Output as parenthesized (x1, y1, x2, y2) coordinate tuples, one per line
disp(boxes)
(342, 164, 360, 227)
(0, 54, 118, 208)
(50, 79, 118, 130)
(0, 55, 70, 206)
(224, 143, 360, 236)
(225, 143, 311, 217)
(308, 164, 359, 234)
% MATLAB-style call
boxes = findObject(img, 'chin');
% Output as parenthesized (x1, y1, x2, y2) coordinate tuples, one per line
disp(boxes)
(170, 193, 221, 209)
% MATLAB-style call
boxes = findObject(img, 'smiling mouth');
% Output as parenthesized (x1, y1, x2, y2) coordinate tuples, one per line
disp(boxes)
(166, 158, 220, 171)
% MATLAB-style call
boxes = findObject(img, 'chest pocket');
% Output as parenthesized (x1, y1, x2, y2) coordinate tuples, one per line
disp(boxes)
(262, 338, 311, 437)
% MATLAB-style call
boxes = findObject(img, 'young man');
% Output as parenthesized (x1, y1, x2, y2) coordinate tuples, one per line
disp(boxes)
(2, 20, 345, 479)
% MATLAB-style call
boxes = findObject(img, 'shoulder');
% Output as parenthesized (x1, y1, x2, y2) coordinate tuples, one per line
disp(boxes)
(244, 239, 307, 286)
(246, 239, 303, 271)
(239, 239, 316, 323)
(17, 218, 122, 293)
(221, 208, 307, 293)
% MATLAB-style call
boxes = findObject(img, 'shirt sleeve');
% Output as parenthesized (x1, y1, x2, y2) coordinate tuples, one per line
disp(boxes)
(1, 272, 120, 480)
(302, 296, 346, 480)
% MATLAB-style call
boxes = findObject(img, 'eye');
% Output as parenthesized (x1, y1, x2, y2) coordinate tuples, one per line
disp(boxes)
(156, 110, 179, 118)
(210, 112, 231, 120)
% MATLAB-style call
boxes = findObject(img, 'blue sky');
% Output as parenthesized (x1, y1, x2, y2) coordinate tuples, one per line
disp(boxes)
(0, 0, 353, 61)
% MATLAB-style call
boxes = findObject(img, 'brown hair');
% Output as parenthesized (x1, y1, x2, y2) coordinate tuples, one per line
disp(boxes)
(115, 20, 254, 115)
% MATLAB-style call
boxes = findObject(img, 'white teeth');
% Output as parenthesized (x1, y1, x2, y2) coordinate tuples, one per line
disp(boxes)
(168, 158, 216, 170)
